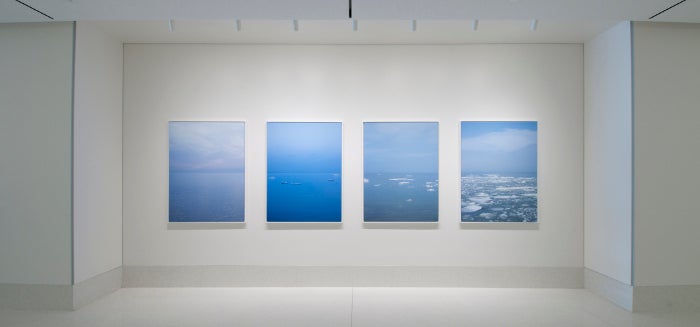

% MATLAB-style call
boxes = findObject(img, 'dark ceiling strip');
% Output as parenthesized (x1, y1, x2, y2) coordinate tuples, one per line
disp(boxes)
(15, 0, 54, 20)
(349, 0, 352, 19)
(649, 0, 687, 19)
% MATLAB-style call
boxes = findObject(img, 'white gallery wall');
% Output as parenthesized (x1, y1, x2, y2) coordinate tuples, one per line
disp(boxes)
(633, 22, 700, 287)
(583, 21, 633, 285)
(73, 22, 123, 285)
(0, 22, 74, 286)
(123, 44, 583, 269)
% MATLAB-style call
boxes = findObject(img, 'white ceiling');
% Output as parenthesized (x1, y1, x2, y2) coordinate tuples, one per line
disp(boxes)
(2, 0, 699, 43)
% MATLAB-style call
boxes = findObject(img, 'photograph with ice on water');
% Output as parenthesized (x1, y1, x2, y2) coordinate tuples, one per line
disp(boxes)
(461, 121, 537, 223)
(364, 122, 439, 222)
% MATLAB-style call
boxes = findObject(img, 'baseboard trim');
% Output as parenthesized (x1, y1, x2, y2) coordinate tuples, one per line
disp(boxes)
(123, 266, 584, 288)
(583, 269, 700, 312)
(7, 266, 698, 312)
(72, 266, 123, 309)
(0, 283, 73, 310)
(584, 268, 633, 311)
(634, 284, 700, 312)
(0, 266, 123, 310)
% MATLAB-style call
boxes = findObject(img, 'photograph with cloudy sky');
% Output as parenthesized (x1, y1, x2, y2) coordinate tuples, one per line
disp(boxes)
(168, 121, 245, 222)
(460, 121, 538, 222)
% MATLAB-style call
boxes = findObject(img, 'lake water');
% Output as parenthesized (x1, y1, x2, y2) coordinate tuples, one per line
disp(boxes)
(460, 173, 537, 222)
(169, 172, 245, 222)
(267, 173, 342, 222)
(364, 173, 439, 222)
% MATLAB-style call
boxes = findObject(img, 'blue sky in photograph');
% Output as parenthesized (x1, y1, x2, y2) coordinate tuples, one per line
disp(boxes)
(169, 121, 245, 173)
(364, 122, 438, 174)
(267, 122, 342, 174)
(461, 121, 537, 174)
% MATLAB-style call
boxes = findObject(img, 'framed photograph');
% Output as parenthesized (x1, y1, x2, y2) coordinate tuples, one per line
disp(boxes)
(363, 122, 439, 222)
(168, 121, 245, 222)
(267, 122, 342, 222)
(460, 121, 537, 223)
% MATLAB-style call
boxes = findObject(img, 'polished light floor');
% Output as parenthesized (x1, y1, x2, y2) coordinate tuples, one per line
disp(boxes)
(2, 288, 700, 327)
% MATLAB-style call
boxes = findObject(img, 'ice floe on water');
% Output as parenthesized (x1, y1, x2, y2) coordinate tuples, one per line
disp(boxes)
(461, 174, 537, 222)
(462, 204, 482, 213)
(424, 181, 438, 193)
(364, 173, 439, 222)
(493, 195, 518, 199)
(496, 186, 536, 192)
(469, 192, 492, 204)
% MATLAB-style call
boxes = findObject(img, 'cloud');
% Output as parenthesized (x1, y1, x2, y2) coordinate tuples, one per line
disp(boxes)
(365, 122, 438, 146)
(169, 122, 245, 172)
(462, 129, 536, 153)
(364, 122, 439, 173)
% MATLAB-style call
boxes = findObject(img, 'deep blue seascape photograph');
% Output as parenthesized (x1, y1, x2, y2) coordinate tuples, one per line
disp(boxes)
(267, 122, 342, 222)
(169, 121, 245, 222)
(363, 122, 439, 222)
(460, 121, 537, 223)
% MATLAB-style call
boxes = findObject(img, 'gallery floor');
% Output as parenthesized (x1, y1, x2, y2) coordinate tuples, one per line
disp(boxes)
(2, 288, 700, 327)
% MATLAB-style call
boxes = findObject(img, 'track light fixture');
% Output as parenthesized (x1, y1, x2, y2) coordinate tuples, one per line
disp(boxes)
(530, 19, 538, 31)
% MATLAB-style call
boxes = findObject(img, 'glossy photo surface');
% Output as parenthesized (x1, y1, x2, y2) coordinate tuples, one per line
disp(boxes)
(363, 122, 439, 222)
(169, 121, 245, 222)
(267, 122, 342, 222)
(461, 121, 538, 223)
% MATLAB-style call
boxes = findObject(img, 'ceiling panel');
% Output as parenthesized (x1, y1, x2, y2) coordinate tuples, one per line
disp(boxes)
(352, 0, 679, 20)
(4, 0, 700, 44)
(650, 0, 700, 23)
(15, 0, 348, 21)
(0, 0, 52, 22)
(6, 0, 696, 22)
